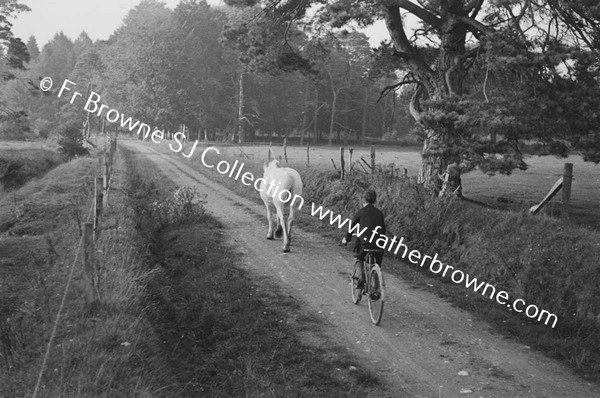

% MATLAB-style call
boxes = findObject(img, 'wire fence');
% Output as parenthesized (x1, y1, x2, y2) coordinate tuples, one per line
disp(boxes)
(31, 136, 117, 398)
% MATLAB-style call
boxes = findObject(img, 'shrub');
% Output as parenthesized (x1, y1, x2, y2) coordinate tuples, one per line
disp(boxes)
(0, 150, 64, 190)
(0, 111, 31, 140)
(56, 122, 89, 158)
(149, 186, 206, 229)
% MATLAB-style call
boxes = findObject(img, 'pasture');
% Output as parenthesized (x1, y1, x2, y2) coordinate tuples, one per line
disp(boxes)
(213, 143, 600, 229)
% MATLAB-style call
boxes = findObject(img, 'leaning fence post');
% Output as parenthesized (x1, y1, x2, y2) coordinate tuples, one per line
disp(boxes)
(283, 138, 288, 163)
(82, 223, 97, 303)
(370, 145, 376, 174)
(340, 147, 345, 180)
(562, 163, 573, 221)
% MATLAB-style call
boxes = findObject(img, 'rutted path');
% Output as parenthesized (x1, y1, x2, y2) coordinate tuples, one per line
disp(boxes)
(122, 139, 600, 398)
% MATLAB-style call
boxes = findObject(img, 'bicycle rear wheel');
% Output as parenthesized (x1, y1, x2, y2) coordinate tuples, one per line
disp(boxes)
(351, 263, 362, 304)
(367, 265, 385, 325)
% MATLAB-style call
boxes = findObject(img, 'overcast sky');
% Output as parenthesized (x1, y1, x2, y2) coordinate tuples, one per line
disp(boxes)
(10, 0, 221, 47)
(10, 0, 389, 49)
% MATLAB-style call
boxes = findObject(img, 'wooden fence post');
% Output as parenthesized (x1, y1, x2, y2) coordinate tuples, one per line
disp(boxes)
(349, 148, 353, 175)
(268, 143, 272, 162)
(370, 145, 376, 174)
(283, 138, 288, 163)
(562, 163, 573, 221)
(82, 223, 98, 303)
(94, 177, 103, 240)
(340, 147, 345, 180)
(110, 137, 116, 165)
(306, 144, 310, 167)
(103, 155, 109, 208)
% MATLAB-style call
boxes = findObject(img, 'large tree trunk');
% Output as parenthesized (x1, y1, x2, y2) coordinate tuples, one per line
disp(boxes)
(384, 5, 469, 195)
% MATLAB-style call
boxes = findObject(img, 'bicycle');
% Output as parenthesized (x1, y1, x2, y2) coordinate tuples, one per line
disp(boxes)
(350, 248, 385, 325)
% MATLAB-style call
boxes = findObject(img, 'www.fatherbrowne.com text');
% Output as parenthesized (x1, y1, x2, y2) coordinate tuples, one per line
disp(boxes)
(42, 77, 558, 328)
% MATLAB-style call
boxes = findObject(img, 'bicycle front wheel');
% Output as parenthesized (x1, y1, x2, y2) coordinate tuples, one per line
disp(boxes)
(367, 265, 385, 325)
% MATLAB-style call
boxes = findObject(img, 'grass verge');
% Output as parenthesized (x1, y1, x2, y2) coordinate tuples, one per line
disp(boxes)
(0, 143, 165, 397)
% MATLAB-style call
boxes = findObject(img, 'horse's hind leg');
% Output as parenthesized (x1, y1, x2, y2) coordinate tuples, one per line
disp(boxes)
(265, 203, 274, 240)
(276, 205, 290, 252)
(287, 204, 295, 242)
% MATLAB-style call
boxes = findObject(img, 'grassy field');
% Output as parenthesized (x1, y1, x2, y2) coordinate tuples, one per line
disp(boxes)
(208, 142, 600, 229)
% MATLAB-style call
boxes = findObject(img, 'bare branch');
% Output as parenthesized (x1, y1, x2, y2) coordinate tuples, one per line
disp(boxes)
(389, 0, 443, 28)
(383, 5, 435, 82)
(458, 15, 494, 37)
(377, 73, 419, 103)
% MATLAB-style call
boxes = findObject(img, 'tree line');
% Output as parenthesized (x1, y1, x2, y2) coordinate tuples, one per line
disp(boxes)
(1, 0, 599, 194)
(0, 0, 414, 150)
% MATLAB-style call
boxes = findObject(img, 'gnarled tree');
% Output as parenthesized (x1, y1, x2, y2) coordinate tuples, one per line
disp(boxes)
(224, 0, 600, 194)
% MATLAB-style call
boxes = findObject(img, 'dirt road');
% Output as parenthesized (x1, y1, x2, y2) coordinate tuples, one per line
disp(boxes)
(121, 139, 599, 398)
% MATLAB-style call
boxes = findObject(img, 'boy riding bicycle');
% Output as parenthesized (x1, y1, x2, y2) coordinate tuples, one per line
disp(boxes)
(341, 190, 386, 289)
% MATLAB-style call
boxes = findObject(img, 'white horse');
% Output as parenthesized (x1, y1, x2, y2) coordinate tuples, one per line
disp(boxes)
(259, 159, 303, 252)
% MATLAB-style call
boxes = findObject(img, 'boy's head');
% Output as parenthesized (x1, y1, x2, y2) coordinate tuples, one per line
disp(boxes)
(364, 190, 377, 204)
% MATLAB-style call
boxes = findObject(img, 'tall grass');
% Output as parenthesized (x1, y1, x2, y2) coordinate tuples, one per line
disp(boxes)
(0, 146, 168, 397)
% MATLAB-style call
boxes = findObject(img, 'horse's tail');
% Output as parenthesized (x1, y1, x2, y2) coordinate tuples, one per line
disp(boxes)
(291, 169, 303, 198)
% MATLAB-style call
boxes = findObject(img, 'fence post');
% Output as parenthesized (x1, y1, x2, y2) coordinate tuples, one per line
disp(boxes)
(348, 148, 353, 175)
(562, 163, 573, 221)
(82, 223, 97, 303)
(340, 147, 345, 180)
(306, 144, 310, 167)
(103, 155, 109, 208)
(94, 177, 103, 240)
(268, 143, 272, 162)
(283, 138, 288, 163)
(370, 145, 376, 174)
(110, 137, 116, 167)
